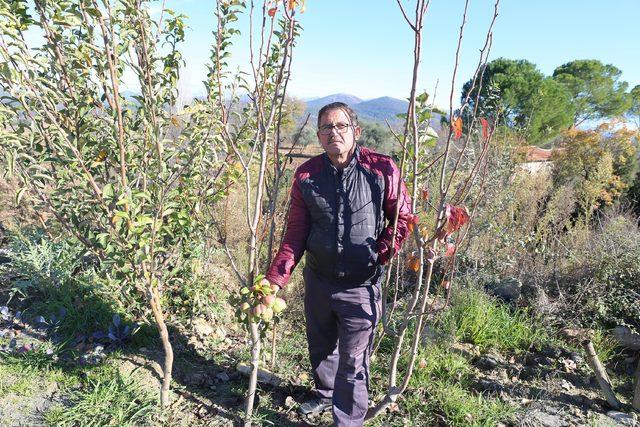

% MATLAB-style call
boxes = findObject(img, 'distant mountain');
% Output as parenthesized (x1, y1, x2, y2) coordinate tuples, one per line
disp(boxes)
(353, 96, 408, 124)
(301, 93, 411, 127)
(304, 93, 364, 115)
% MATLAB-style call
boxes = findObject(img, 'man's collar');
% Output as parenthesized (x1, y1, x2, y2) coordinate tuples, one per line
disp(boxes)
(324, 145, 360, 172)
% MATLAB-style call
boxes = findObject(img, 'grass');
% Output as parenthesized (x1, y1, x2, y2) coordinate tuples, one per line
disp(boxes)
(369, 343, 515, 426)
(368, 283, 547, 426)
(0, 362, 41, 398)
(441, 286, 547, 352)
(44, 365, 157, 427)
(590, 328, 618, 364)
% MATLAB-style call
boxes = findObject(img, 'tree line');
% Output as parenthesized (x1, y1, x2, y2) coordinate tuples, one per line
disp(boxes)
(461, 58, 640, 144)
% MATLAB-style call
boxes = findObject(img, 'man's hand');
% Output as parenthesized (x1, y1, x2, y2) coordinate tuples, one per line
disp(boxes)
(261, 278, 281, 296)
(260, 279, 286, 313)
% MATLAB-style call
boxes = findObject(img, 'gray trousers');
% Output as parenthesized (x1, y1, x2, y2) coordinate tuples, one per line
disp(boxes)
(303, 267, 382, 427)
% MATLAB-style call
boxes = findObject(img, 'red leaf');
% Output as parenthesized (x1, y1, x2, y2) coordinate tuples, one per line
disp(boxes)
(436, 204, 470, 241)
(480, 118, 489, 139)
(420, 188, 429, 201)
(451, 117, 463, 140)
(445, 242, 456, 257)
(268, 7, 277, 16)
(445, 204, 470, 233)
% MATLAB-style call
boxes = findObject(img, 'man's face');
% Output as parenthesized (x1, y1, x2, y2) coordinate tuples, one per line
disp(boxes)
(317, 108, 361, 159)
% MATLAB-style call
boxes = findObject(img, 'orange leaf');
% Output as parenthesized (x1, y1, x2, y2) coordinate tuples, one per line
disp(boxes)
(451, 117, 462, 140)
(442, 280, 451, 290)
(480, 118, 489, 139)
(268, 7, 277, 16)
(407, 214, 419, 233)
(406, 255, 421, 272)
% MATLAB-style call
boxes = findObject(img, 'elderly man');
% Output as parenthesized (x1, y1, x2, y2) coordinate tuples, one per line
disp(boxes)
(266, 102, 413, 426)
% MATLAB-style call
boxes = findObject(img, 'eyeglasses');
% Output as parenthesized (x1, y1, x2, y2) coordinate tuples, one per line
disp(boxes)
(318, 123, 352, 135)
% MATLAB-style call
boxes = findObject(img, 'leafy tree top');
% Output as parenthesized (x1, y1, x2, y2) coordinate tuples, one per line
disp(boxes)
(461, 58, 573, 144)
(553, 59, 631, 126)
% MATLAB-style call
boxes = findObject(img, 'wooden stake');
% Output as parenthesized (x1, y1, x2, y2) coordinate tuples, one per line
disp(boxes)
(633, 356, 640, 411)
(582, 340, 621, 410)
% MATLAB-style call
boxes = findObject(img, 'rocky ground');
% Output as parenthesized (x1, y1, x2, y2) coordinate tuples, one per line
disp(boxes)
(0, 226, 639, 426)
(1, 297, 638, 426)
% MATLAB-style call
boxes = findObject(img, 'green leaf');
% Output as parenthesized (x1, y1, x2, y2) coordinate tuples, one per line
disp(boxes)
(134, 215, 154, 227)
(15, 187, 27, 205)
(103, 183, 115, 200)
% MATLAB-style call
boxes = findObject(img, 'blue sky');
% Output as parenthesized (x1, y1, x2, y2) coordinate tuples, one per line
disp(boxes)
(151, 1, 640, 109)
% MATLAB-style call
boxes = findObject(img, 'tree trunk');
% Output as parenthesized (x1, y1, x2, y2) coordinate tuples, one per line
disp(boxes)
(582, 340, 621, 410)
(244, 321, 261, 426)
(149, 288, 174, 407)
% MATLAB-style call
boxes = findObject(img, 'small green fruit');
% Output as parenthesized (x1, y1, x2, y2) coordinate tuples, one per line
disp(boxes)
(252, 304, 266, 316)
(261, 307, 274, 322)
(272, 297, 286, 314)
(263, 295, 276, 306)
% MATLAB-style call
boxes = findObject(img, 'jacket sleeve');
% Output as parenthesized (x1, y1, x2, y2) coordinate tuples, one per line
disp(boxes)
(376, 159, 414, 265)
(265, 175, 310, 288)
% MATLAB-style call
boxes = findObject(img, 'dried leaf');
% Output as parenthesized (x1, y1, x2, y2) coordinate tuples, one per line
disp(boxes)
(268, 7, 277, 16)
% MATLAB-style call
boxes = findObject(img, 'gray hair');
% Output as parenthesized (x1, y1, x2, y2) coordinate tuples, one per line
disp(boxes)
(317, 102, 359, 128)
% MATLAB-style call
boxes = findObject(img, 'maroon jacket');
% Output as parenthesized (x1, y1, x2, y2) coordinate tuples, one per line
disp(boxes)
(266, 146, 413, 288)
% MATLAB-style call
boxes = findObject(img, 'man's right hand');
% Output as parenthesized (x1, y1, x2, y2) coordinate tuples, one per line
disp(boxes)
(262, 278, 281, 296)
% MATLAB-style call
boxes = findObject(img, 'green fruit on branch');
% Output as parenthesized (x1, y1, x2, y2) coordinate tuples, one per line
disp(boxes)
(272, 297, 286, 314)
(261, 307, 274, 322)
(259, 278, 271, 288)
(252, 304, 266, 316)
